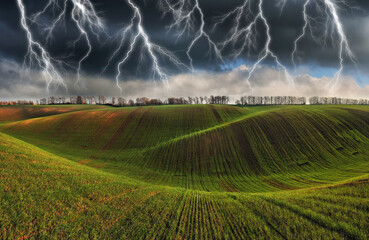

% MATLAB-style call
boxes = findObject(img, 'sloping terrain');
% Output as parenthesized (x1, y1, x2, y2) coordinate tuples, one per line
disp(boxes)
(1, 105, 369, 238)
(0, 132, 368, 239)
(1, 105, 369, 192)
(0, 105, 105, 123)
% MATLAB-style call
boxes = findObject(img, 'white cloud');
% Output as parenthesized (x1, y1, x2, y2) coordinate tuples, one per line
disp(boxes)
(1, 59, 369, 103)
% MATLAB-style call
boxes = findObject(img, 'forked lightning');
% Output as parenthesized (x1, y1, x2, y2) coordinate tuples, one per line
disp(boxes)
(16, 0, 357, 93)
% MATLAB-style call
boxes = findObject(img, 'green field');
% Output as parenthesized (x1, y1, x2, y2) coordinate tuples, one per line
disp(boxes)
(1, 104, 369, 239)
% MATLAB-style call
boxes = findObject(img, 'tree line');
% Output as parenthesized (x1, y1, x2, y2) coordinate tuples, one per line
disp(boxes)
(0, 100, 35, 106)
(308, 97, 369, 105)
(236, 96, 369, 105)
(236, 96, 307, 105)
(2, 95, 368, 106)
(39, 95, 230, 106)
(167, 96, 229, 105)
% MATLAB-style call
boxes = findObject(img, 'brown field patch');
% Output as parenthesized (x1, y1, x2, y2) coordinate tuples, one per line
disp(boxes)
(0, 106, 89, 123)
(102, 108, 142, 150)
(92, 163, 106, 168)
(54, 112, 83, 134)
(78, 159, 91, 165)
(121, 107, 153, 149)
(89, 111, 126, 140)
(209, 105, 223, 123)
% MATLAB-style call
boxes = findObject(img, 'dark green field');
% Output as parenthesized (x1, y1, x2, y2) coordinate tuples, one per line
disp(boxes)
(1, 104, 369, 239)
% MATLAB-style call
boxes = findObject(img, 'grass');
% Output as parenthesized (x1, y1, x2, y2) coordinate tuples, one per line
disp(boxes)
(0, 104, 369, 239)
(0, 105, 105, 124)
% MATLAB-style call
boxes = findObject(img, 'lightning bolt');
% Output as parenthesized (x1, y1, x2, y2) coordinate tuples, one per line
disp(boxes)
(17, 0, 106, 90)
(291, 0, 355, 91)
(292, 0, 311, 68)
(16, 0, 358, 95)
(159, 0, 224, 69)
(213, 0, 294, 93)
(70, 0, 106, 85)
(16, 0, 66, 91)
(106, 0, 189, 93)
(277, 0, 288, 16)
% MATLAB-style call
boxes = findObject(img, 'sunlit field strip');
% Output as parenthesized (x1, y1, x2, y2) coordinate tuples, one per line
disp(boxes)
(1, 105, 369, 238)
(0, 131, 368, 238)
(1, 105, 369, 193)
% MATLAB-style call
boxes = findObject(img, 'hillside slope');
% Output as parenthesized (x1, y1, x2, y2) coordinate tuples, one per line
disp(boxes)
(0, 105, 106, 123)
(1, 105, 369, 192)
(1, 132, 368, 239)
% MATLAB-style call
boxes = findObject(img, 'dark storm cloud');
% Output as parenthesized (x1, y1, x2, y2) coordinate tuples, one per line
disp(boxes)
(0, 0, 368, 81)
(0, 1, 27, 62)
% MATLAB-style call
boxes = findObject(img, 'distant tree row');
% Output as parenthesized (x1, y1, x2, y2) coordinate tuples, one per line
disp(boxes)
(40, 96, 148, 106)
(0, 100, 35, 105)
(236, 96, 307, 105)
(309, 97, 369, 105)
(38, 95, 231, 106)
(167, 96, 229, 105)
(40, 96, 99, 105)
(235, 96, 369, 105)
(30, 95, 369, 107)
(130, 96, 229, 106)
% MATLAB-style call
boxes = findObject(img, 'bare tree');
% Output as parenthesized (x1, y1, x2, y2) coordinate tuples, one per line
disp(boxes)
(168, 98, 176, 105)
(98, 95, 106, 105)
(149, 99, 162, 105)
(40, 98, 47, 105)
(118, 97, 126, 106)
(188, 97, 193, 104)
(48, 96, 55, 105)
(141, 97, 150, 106)
(69, 96, 75, 104)
(76, 96, 83, 104)
(136, 97, 142, 106)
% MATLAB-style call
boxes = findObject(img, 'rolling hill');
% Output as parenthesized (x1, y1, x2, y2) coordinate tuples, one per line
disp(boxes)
(0, 105, 106, 124)
(1, 104, 369, 239)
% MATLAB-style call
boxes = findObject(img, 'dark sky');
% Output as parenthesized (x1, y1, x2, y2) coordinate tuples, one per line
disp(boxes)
(0, 0, 368, 98)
